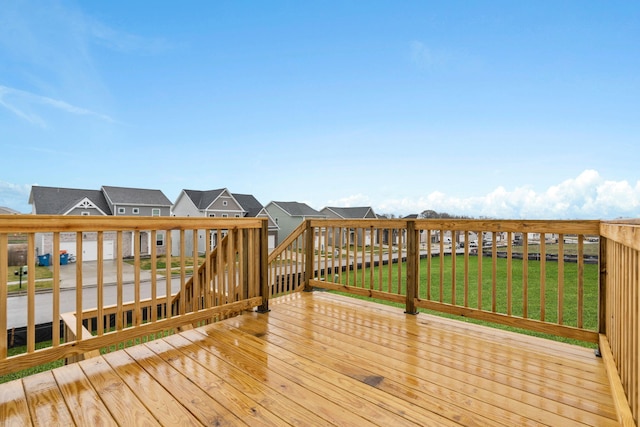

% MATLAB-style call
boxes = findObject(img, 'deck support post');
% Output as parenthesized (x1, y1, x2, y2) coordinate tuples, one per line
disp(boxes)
(304, 220, 315, 292)
(597, 231, 607, 355)
(257, 218, 270, 313)
(405, 220, 418, 315)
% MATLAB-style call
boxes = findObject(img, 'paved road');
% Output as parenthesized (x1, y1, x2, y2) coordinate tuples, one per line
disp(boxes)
(6, 261, 184, 329)
(6, 247, 464, 329)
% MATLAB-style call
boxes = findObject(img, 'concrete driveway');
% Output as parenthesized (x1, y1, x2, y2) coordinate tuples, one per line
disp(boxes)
(58, 260, 156, 289)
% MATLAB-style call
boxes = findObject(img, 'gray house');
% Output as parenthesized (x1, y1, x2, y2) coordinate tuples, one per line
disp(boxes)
(172, 188, 279, 254)
(28, 185, 172, 261)
(321, 206, 378, 247)
(232, 193, 279, 250)
(264, 201, 326, 245)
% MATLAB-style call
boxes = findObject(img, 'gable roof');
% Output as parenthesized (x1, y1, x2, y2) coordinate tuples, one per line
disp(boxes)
(269, 201, 325, 217)
(182, 189, 228, 210)
(29, 186, 112, 215)
(322, 206, 376, 219)
(101, 186, 172, 207)
(232, 193, 263, 217)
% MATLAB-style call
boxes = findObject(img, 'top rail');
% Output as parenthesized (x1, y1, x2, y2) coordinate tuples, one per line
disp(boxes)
(0, 215, 264, 233)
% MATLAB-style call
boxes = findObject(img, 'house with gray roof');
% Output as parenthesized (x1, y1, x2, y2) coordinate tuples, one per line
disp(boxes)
(321, 206, 378, 247)
(265, 201, 326, 245)
(321, 206, 377, 220)
(28, 185, 172, 261)
(232, 193, 279, 249)
(102, 186, 172, 217)
(172, 188, 279, 254)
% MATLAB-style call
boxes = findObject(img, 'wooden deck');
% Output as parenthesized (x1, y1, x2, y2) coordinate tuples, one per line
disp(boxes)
(0, 291, 620, 426)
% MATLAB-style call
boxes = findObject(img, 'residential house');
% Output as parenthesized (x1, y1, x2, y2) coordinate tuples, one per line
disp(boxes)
(28, 185, 172, 262)
(232, 193, 279, 250)
(172, 189, 278, 254)
(321, 206, 378, 248)
(264, 201, 326, 246)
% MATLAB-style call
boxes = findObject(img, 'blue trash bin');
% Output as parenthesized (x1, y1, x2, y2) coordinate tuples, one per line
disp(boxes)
(38, 253, 50, 267)
(60, 253, 69, 265)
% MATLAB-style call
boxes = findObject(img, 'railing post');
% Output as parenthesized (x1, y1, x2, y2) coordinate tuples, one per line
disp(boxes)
(257, 219, 270, 313)
(405, 220, 418, 315)
(242, 229, 250, 301)
(598, 233, 607, 337)
(304, 220, 314, 292)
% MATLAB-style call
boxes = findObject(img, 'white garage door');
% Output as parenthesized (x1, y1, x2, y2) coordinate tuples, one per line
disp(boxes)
(60, 240, 114, 261)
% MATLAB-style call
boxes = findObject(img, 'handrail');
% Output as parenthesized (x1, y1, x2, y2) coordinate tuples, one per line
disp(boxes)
(303, 218, 601, 342)
(0, 215, 268, 376)
(600, 220, 640, 423)
(266, 221, 308, 297)
(2, 214, 639, 423)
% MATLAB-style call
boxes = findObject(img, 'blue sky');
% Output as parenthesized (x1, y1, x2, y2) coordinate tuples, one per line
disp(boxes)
(1, 1, 639, 219)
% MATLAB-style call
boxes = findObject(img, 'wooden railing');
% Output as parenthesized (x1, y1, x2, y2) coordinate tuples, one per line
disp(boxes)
(283, 219, 601, 342)
(267, 221, 309, 297)
(600, 219, 640, 425)
(0, 215, 269, 376)
(2, 215, 639, 424)
(268, 217, 639, 424)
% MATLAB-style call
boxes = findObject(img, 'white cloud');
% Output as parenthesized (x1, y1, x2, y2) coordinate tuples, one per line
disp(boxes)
(369, 170, 640, 219)
(326, 193, 372, 208)
(0, 181, 33, 213)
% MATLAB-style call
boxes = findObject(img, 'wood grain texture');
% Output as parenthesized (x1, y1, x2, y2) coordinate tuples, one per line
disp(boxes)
(0, 291, 624, 426)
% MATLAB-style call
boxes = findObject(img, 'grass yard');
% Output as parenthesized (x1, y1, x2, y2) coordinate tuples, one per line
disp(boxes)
(5, 265, 54, 293)
(127, 255, 205, 271)
(336, 254, 599, 346)
(0, 341, 65, 384)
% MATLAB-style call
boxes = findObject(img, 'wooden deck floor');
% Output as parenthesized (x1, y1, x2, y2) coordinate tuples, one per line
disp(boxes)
(0, 291, 620, 426)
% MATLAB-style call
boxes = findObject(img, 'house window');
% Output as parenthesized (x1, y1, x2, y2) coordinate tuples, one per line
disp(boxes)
(118, 207, 125, 214)
(235, 214, 241, 218)
(81, 211, 90, 216)
(222, 214, 228, 218)
(132, 208, 140, 214)
(152, 208, 160, 217)
(209, 214, 215, 217)
(156, 232, 164, 246)
(223, 201, 228, 206)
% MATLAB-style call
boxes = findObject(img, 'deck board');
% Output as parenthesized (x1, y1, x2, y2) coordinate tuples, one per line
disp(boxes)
(0, 291, 621, 426)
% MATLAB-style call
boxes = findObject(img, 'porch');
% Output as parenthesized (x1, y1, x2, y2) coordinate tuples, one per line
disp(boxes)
(1, 215, 639, 425)
(0, 290, 619, 426)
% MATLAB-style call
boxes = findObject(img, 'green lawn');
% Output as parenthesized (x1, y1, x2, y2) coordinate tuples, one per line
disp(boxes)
(336, 254, 599, 346)
(5, 265, 54, 293)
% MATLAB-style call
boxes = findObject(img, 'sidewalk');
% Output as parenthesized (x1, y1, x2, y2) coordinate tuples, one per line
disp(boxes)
(57, 260, 155, 289)
(7, 260, 157, 292)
